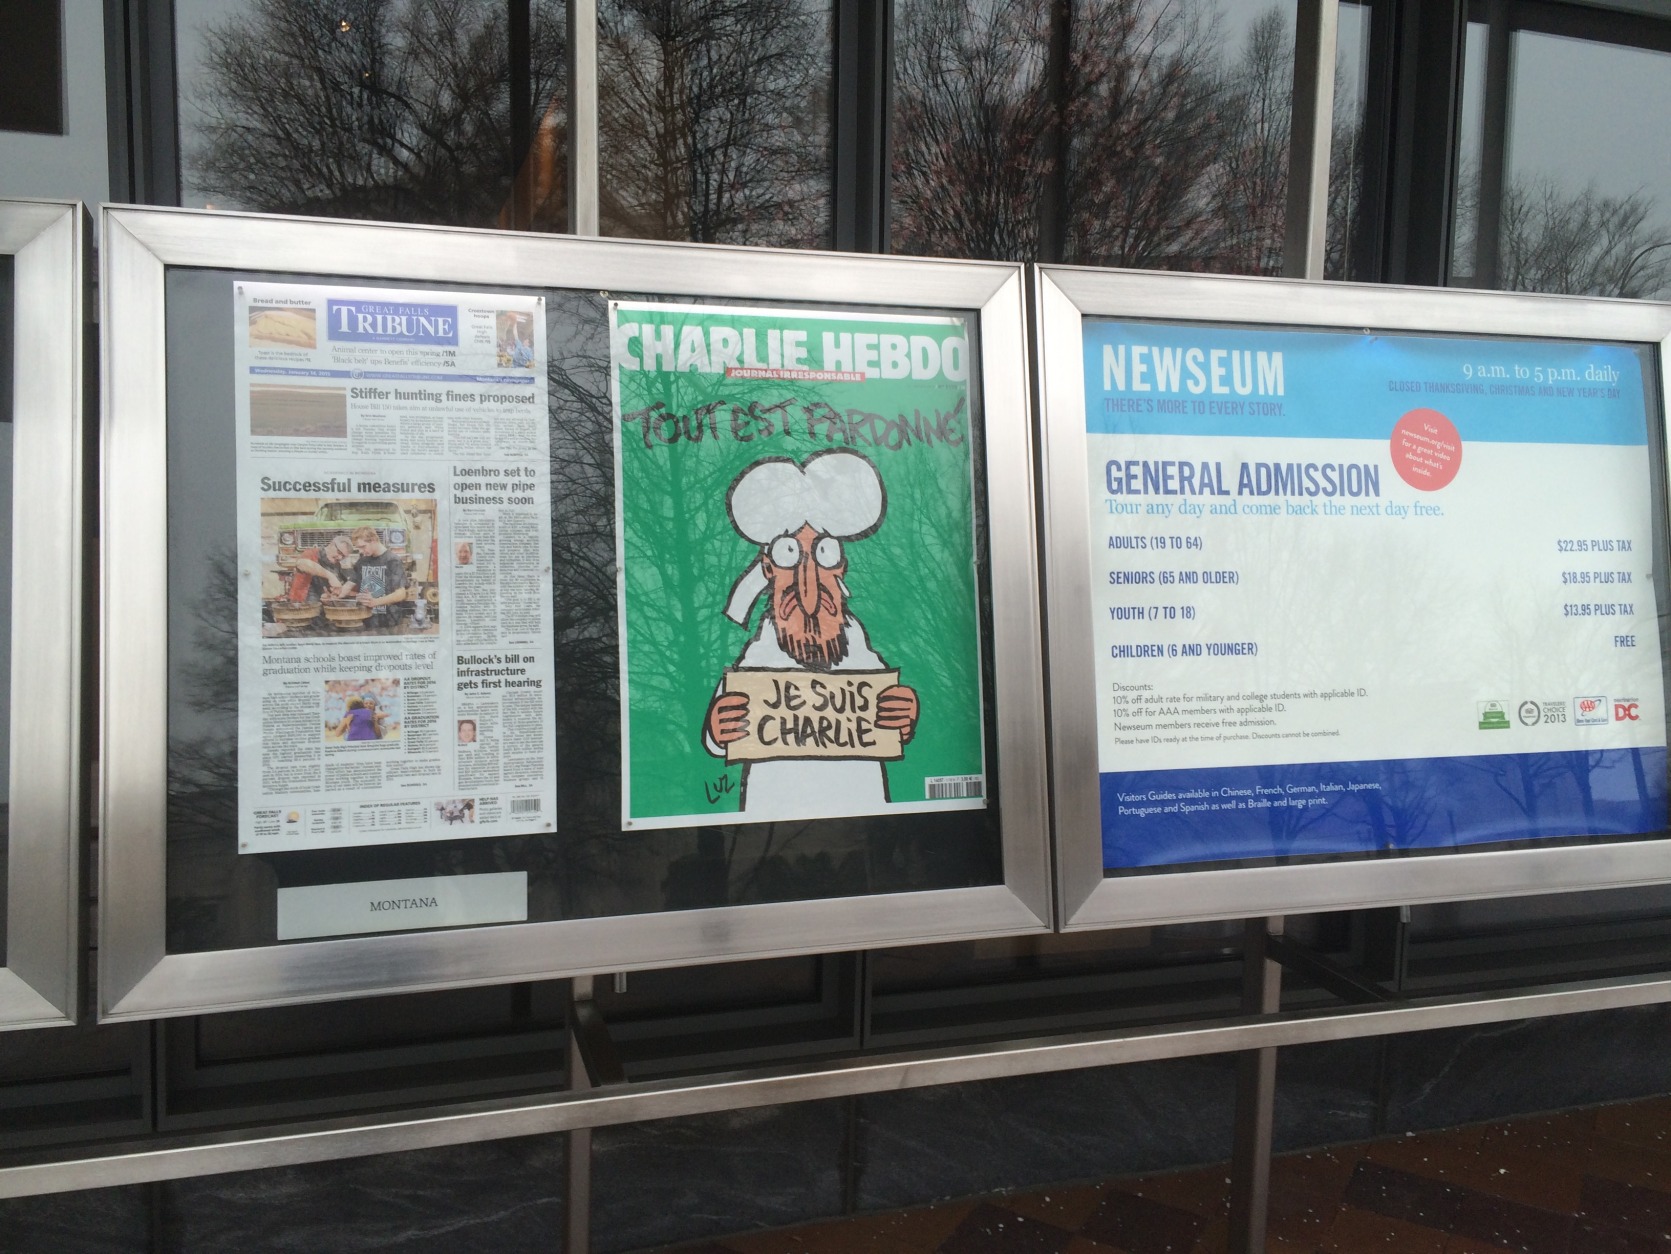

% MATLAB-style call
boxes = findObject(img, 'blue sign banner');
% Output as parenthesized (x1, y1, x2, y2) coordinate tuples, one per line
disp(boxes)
(327, 299, 460, 346)
(1082, 321, 1650, 445)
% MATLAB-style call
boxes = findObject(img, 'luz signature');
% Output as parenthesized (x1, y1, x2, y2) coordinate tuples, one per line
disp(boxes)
(704, 772, 737, 806)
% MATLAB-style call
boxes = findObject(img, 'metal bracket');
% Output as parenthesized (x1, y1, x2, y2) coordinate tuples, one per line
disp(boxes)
(1266, 933, 1399, 1006)
(569, 988, 626, 1090)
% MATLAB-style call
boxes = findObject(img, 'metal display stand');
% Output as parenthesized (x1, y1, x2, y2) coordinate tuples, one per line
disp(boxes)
(1035, 265, 1671, 931)
(0, 200, 88, 1031)
(97, 207, 1053, 1021)
(1033, 268, 1671, 1251)
(4, 947, 1671, 1218)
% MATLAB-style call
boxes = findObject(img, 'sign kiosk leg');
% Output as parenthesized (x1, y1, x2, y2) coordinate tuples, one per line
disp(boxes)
(566, 975, 595, 1254)
(1229, 917, 1285, 1254)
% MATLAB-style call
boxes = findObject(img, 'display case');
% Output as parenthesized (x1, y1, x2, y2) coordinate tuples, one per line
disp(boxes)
(98, 207, 1050, 1019)
(0, 200, 87, 1029)
(1037, 265, 1671, 928)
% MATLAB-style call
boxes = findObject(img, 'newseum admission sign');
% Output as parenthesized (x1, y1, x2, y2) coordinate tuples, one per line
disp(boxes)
(1037, 266, 1671, 929)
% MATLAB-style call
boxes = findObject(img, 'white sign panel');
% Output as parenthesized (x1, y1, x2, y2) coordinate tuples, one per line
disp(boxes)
(1082, 321, 1667, 869)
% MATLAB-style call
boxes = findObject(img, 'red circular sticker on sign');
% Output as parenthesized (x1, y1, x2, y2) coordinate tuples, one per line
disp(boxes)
(1390, 408, 1462, 490)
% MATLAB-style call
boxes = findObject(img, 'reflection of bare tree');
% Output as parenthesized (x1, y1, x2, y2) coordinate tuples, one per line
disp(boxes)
(1060, 0, 1232, 268)
(1362, 757, 1442, 849)
(1252, 763, 1348, 855)
(1458, 752, 1569, 840)
(182, 549, 241, 719)
(1323, 87, 1364, 280)
(890, 0, 1054, 261)
(1562, 749, 1603, 829)
(188, 0, 567, 227)
(892, 0, 1297, 272)
(1496, 180, 1671, 299)
(598, 0, 831, 245)
(1206, 10, 1291, 277)
(167, 549, 244, 948)
(1455, 166, 1671, 299)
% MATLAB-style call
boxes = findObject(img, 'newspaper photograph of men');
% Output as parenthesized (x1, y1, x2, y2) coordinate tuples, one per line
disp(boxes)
(260, 497, 440, 637)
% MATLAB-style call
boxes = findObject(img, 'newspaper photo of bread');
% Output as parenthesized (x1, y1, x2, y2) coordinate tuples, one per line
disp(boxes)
(249, 306, 318, 349)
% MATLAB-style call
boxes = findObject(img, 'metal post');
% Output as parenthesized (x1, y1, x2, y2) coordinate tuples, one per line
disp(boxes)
(565, 974, 594, 1254)
(1228, 916, 1284, 1254)
(831, 0, 892, 252)
(1282, 0, 1340, 281)
(1383, 0, 1468, 283)
(566, 0, 600, 235)
(508, 0, 533, 231)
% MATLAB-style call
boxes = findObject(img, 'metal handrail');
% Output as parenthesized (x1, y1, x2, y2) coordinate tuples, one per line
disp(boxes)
(4, 963, 1669, 1199)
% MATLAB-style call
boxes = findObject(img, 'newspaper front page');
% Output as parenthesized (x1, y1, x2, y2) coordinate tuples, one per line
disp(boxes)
(234, 282, 557, 854)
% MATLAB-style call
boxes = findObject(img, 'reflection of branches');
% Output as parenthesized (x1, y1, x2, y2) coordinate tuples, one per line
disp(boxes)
(171, 547, 239, 798)
(1459, 753, 1564, 840)
(169, 548, 241, 871)
(1063, 0, 1237, 269)
(188, 0, 567, 227)
(1497, 179, 1671, 299)
(598, 0, 830, 245)
(184, 548, 241, 717)
(1253, 762, 1349, 855)
(891, 0, 1055, 261)
(892, 0, 1298, 274)
(1206, 11, 1290, 277)
(1455, 164, 1671, 299)
(1361, 758, 1441, 850)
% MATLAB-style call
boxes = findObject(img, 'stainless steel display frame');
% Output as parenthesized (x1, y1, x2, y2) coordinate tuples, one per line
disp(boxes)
(1036, 264, 1671, 930)
(99, 206, 1052, 1021)
(0, 201, 87, 1030)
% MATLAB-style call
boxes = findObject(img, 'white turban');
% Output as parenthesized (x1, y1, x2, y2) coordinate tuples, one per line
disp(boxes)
(722, 451, 886, 623)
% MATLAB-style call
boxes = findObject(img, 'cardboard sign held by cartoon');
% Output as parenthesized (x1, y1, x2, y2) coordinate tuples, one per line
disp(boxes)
(704, 450, 920, 812)
(721, 668, 903, 763)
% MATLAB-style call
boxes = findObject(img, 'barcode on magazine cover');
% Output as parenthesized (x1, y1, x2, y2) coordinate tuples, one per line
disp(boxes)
(510, 797, 542, 815)
(925, 775, 984, 800)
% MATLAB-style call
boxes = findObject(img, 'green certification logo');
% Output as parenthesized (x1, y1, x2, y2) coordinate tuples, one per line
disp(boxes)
(1477, 700, 1511, 730)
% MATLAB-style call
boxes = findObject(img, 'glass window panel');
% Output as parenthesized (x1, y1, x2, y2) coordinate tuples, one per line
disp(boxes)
(1324, 0, 1373, 280)
(890, 0, 1296, 272)
(0, 0, 64, 136)
(0, 0, 108, 206)
(175, 0, 568, 230)
(596, 0, 835, 246)
(889, 0, 1054, 262)
(1448, 20, 1490, 285)
(1455, 24, 1671, 298)
(162, 269, 1003, 954)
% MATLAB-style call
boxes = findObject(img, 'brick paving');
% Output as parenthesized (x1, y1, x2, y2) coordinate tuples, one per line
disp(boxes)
(652, 1095, 1671, 1252)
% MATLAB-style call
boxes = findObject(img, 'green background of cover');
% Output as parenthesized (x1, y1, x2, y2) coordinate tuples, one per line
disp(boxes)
(613, 304, 986, 823)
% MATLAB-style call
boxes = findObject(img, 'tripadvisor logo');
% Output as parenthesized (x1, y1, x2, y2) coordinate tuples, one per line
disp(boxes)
(1477, 701, 1511, 730)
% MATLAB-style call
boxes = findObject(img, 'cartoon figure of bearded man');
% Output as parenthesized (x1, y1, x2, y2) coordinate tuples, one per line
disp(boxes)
(703, 449, 920, 817)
